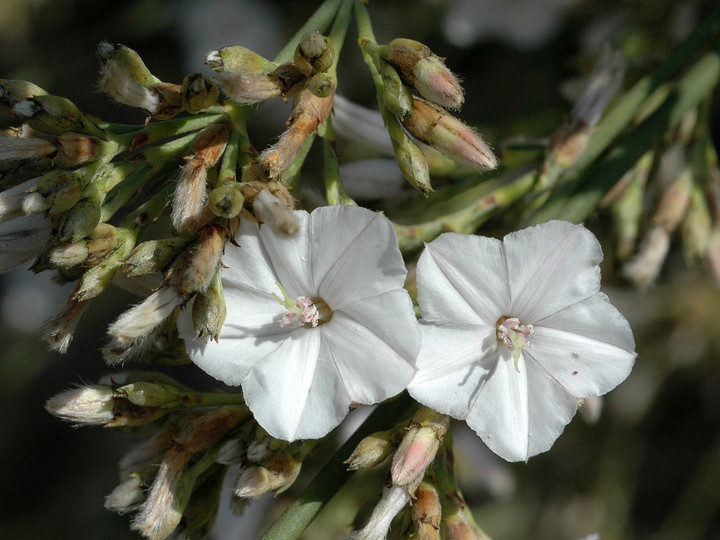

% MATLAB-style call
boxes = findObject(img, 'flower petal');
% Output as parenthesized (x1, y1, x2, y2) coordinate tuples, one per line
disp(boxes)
(526, 293, 636, 397)
(408, 323, 497, 421)
(417, 233, 510, 325)
(242, 329, 348, 440)
(466, 348, 578, 462)
(256, 210, 314, 296)
(322, 295, 419, 404)
(179, 286, 292, 386)
(504, 221, 602, 322)
(222, 219, 281, 293)
(312, 206, 408, 308)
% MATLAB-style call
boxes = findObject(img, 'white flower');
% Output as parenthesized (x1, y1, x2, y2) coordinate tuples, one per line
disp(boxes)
(179, 205, 420, 441)
(408, 221, 636, 462)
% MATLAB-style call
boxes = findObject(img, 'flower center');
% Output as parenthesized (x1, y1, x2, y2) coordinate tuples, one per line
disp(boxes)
(496, 316, 533, 371)
(273, 282, 333, 328)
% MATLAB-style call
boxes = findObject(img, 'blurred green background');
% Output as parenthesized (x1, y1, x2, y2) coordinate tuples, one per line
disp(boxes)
(1, 0, 720, 539)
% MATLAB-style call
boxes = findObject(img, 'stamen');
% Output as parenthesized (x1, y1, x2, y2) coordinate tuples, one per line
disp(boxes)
(496, 316, 533, 371)
(273, 282, 332, 328)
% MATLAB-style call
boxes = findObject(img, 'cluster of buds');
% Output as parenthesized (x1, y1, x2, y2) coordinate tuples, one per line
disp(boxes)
(1, 30, 313, 360)
(45, 371, 317, 539)
(357, 36, 498, 197)
(343, 408, 457, 539)
(602, 109, 720, 288)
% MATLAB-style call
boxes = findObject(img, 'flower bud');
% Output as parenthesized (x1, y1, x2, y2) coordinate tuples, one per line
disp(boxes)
(122, 237, 190, 276)
(171, 158, 208, 234)
(131, 445, 192, 539)
(97, 41, 161, 114)
(46, 385, 115, 426)
(105, 476, 145, 515)
(412, 481, 442, 540)
(115, 381, 180, 408)
(0, 79, 48, 115)
(234, 450, 302, 498)
(391, 408, 450, 492)
(166, 224, 226, 298)
(401, 97, 497, 172)
(256, 85, 334, 179)
(12, 95, 85, 135)
(182, 73, 220, 113)
(294, 31, 335, 76)
(382, 38, 464, 110)
(345, 429, 398, 470)
(0, 177, 38, 223)
(86, 222, 120, 263)
(442, 505, 485, 540)
(74, 226, 135, 302)
(389, 119, 432, 195)
(0, 134, 56, 162)
(208, 180, 245, 219)
(192, 266, 226, 341)
(377, 57, 414, 118)
(206, 45, 283, 104)
(59, 196, 102, 243)
(252, 189, 299, 235)
(48, 240, 89, 269)
(28, 169, 85, 214)
(205, 46, 277, 75)
(306, 72, 334, 98)
(41, 296, 88, 353)
(609, 152, 651, 261)
(53, 132, 107, 167)
(343, 486, 410, 540)
(104, 287, 184, 364)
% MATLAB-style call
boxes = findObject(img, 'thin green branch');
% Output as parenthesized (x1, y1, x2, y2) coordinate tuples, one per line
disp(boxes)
(538, 49, 720, 224)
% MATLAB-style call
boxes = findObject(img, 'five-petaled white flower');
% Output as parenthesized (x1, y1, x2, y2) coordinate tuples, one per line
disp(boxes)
(179, 205, 420, 441)
(408, 220, 636, 462)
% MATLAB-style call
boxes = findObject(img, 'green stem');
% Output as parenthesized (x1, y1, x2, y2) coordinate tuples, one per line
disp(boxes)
(323, 115, 356, 205)
(177, 392, 246, 408)
(137, 113, 226, 146)
(273, 0, 345, 63)
(540, 49, 720, 224)
(218, 129, 241, 184)
(393, 168, 536, 253)
(260, 393, 419, 540)
(529, 12, 720, 224)
(328, 0, 353, 68)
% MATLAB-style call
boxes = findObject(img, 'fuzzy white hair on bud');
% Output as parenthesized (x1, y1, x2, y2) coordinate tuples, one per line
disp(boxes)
(103, 287, 183, 364)
(253, 190, 299, 235)
(99, 61, 161, 114)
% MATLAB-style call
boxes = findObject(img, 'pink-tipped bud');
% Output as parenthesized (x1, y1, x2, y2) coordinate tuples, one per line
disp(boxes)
(401, 98, 497, 172)
(391, 408, 450, 492)
(382, 38, 464, 110)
